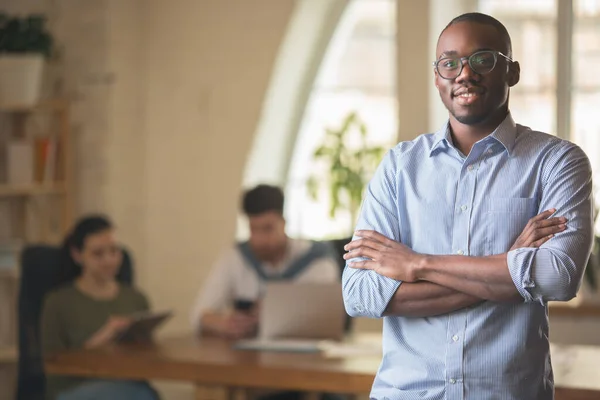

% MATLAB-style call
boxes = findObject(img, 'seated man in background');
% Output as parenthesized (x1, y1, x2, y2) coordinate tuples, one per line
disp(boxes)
(190, 184, 340, 339)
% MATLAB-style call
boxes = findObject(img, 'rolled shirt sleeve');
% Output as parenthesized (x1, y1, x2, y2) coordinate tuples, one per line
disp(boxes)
(342, 150, 403, 318)
(507, 143, 594, 304)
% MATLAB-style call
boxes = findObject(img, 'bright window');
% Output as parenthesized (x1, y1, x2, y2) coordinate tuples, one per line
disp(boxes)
(479, 0, 557, 134)
(571, 0, 600, 177)
(285, 0, 398, 240)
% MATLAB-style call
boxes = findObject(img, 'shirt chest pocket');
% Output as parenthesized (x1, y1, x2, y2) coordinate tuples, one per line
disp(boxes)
(483, 197, 538, 255)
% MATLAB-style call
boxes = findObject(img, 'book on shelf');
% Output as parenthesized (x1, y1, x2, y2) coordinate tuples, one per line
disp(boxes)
(35, 136, 58, 184)
(5, 137, 58, 186)
(7, 140, 34, 185)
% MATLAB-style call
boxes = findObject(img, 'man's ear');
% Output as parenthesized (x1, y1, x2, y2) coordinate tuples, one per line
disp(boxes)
(434, 70, 440, 90)
(507, 61, 520, 87)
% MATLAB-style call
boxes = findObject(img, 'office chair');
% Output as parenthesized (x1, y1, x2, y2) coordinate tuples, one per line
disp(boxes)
(16, 245, 134, 400)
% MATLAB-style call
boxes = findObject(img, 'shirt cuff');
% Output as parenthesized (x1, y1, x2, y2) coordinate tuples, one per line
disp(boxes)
(507, 248, 539, 304)
(344, 269, 402, 318)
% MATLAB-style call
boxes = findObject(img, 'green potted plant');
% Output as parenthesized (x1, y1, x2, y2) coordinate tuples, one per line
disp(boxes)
(0, 13, 53, 105)
(306, 111, 388, 238)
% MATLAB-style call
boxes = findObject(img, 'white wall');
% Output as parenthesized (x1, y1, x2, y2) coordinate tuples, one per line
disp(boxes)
(0, 0, 295, 335)
(140, 0, 295, 334)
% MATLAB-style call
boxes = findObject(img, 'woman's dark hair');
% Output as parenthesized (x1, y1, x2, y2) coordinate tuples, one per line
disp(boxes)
(60, 214, 113, 277)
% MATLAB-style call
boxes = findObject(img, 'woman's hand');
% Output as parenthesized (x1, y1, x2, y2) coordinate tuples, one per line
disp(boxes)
(85, 316, 132, 348)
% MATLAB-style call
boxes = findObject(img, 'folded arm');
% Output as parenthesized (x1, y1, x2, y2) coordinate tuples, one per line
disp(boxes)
(417, 145, 593, 303)
(383, 281, 481, 317)
(352, 209, 563, 316)
(349, 144, 593, 308)
(342, 151, 480, 318)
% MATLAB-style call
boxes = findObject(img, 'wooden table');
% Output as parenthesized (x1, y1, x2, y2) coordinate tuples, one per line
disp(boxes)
(45, 335, 600, 400)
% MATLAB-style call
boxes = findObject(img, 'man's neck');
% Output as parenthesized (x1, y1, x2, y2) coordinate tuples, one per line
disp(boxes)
(449, 111, 507, 156)
(260, 238, 289, 267)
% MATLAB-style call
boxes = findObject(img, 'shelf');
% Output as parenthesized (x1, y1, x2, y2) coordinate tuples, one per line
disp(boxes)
(0, 182, 66, 198)
(0, 347, 17, 363)
(0, 99, 68, 113)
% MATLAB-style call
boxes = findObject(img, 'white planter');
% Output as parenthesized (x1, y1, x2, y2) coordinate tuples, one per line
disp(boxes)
(0, 54, 44, 106)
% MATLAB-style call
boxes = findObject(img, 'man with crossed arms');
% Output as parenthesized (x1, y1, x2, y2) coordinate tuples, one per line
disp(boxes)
(343, 12, 593, 400)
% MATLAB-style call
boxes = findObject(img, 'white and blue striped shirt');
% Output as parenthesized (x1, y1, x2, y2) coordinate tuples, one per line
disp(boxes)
(342, 113, 593, 400)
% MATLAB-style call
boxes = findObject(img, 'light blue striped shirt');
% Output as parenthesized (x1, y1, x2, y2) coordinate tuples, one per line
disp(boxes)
(342, 113, 593, 400)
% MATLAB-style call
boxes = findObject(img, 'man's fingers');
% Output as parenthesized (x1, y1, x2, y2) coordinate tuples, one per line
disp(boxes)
(529, 208, 556, 222)
(522, 216, 566, 240)
(527, 223, 567, 243)
(531, 235, 553, 248)
(348, 259, 377, 270)
(353, 230, 393, 246)
(345, 237, 385, 252)
(343, 245, 379, 261)
(532, 217, 567, 228)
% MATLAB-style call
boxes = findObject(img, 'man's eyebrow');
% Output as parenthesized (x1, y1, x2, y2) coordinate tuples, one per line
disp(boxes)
(437, 47, 496, 59)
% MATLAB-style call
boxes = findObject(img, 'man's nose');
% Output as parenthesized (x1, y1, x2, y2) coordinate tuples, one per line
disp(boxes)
(455, 59, 480, 83)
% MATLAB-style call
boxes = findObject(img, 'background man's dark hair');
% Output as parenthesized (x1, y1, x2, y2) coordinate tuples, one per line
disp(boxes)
(242, 184, 284, 216)
(442, 12, 513, 57)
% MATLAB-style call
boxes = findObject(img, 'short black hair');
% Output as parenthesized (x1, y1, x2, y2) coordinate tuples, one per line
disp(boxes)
(441, 12, 513, 57)
(242, 184, 284, 216)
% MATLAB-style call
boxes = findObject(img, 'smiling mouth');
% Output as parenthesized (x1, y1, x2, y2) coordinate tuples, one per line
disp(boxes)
(453, 90, 483, 106)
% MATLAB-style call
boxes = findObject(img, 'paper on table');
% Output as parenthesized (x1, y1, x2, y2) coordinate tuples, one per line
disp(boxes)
(320, 341, 382, 358)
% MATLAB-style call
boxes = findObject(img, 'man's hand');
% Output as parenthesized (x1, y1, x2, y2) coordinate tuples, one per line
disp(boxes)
(220, 312, 258, 339)
(344, 230, 421, 282)
(510, 208, 567, 251)
(202, 311, 258, 340)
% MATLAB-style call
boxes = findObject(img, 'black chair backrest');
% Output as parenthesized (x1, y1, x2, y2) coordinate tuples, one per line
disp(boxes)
(16, 245, 134, 400)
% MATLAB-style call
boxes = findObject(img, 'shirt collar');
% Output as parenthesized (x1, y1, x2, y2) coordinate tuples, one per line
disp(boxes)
(429, 113, 517, 157)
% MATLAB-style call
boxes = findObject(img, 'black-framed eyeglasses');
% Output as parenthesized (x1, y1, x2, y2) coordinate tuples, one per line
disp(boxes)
(433, 50, 513, 80)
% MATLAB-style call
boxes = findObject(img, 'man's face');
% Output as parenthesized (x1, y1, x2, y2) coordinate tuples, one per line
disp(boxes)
(248, 211, 286, 260)
(434, 21, 519, 127)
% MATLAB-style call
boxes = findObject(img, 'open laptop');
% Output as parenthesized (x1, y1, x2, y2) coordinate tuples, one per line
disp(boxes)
(235, 282, 346, 352)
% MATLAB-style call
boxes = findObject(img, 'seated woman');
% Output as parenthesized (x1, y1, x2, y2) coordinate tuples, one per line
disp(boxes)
(41, 215, 160, 400)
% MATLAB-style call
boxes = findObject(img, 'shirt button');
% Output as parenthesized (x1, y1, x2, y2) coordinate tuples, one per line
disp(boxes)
(460, 205, 468, 211)
(452, 335, 459, 342)
(450, 378, 457, 384)
(467, 165, 474, 171)
(486, 149, 493, 154)
(456, 250, 464, 255)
